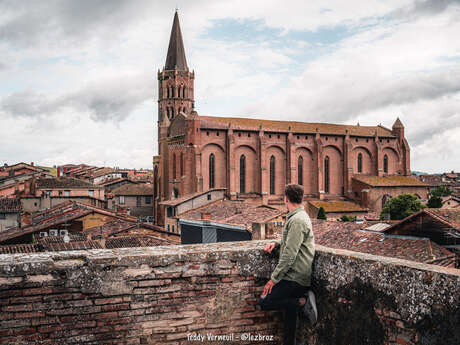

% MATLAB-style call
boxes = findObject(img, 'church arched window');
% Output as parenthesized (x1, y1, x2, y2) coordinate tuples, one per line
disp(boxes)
(357, 153, 363, 173)
(209, 153, 215, 189)
(298, 156, 303, 186)
(180, 152, 184, 176)
(324, 156, 330, 193)
(172, 153, 176, 179)
(270, 155, 275, 195)
(167, 87, 170, 99)
(383, 154, 388, 173)
(183, 86, 186, 98)
(240, 155, 246, 194)
(153, 166, 158, 199)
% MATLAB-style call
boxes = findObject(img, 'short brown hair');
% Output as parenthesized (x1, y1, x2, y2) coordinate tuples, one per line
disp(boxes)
(284, 184, 304, 204)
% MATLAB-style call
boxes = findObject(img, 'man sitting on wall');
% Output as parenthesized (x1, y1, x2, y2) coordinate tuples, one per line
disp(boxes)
(257, 184, 317, 345)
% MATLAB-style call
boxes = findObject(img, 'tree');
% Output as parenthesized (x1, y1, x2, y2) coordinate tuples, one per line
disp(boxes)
(340, 215, 357, 222)
(317, 207, 327, 220)
(427, 196, 443, 208)
(380, 194, 424, 220)
(430, 186, 452, 198)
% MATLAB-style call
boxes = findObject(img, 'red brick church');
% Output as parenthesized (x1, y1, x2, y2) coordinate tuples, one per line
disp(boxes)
(153, 12, 417, 226)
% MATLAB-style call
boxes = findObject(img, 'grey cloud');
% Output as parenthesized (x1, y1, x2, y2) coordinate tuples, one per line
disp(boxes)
(392, 0, 460, 19)
(0, 74, 154, 122)
(301, 67, 460, 124)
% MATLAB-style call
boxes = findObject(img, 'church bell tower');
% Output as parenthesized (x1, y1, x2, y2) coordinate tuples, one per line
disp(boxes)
(157, 10, 194, 131)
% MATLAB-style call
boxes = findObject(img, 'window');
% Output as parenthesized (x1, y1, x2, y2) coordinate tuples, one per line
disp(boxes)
(119, 195, 125, 204)
(209, 153, 215, 189)
(180, 152, 184, 176)
(45, 190, 52, 197)
(240, 155, 246, 194)
(383, 155, 388, 173)
(298, 156, 303, 186)
(173, 153, 176, 179)
(270, 155, 275, 195)
(0, 214, 5, 220)
(89, 190, 94, 197)
(357, 153, 363, 173)
(64, 190, 70, 197)
(145, 196, 152, 204)
(207, 194, 211, 200)
(168, 224, 170, 231)
(153, 166, 158, 198)
(324, 156, 330, 193)
(136, 196, 141, 207)
(167, 87, 170, 98)
(183, 87, 186, 98)
(58, 191, 63, 196)
(172, 225, 175, 232)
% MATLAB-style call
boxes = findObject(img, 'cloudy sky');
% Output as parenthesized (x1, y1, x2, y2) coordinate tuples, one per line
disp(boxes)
(1, 0, 459, 173)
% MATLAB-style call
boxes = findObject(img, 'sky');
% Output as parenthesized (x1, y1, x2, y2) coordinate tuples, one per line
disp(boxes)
(0, 0, 459, 173)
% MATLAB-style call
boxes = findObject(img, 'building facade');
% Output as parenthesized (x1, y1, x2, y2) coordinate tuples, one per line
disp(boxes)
(154, 12, 411, 225)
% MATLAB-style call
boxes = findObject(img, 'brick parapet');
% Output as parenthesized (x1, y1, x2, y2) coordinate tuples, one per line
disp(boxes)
(0, 241, 459, 344)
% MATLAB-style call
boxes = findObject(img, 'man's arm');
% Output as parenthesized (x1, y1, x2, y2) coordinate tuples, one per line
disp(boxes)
(270, 220, 305, 284)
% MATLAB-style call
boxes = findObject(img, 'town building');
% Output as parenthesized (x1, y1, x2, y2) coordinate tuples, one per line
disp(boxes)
(153, 12, 413, 227)
(0, 198, 22, 232)
(108, 184, 154, 218)
(0, 201, 178, 246)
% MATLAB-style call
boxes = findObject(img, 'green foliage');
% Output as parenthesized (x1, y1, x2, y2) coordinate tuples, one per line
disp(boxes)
(427, 196, 443, 208)
(340, 215, 357, 222)
(317, 206, 327, 220)
(380, 194, 424, 220)
(430, 186, 452, 198)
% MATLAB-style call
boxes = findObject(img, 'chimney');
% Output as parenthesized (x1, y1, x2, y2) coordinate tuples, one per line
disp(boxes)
(252, 222, 266, 240)
(21, 212, 32, 227)
(30, 162, 34, 166)
(201, 212, 211, 220)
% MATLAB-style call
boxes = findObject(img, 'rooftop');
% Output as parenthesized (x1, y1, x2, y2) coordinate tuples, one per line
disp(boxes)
(353, 175, 428, 187)
(0, 197, 22, 213)
(111, 183, 154, 196)
(199, 115, 394, 137)
(159, 188, 226, 206)
(308, 200, 367, 213)
(310, 219, 455, 267)
(36, 177, 101, 189)
(179, 199, 283, 231)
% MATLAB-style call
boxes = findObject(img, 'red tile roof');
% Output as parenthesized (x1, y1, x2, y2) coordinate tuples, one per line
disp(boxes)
(199, 115, 394, 137)
(310, 220, 455, 267)
(159, 188, 226, 206)
(309, 200, 367, 213)
(37, 177, 101, 189)
(353, 175, 428, 187)
(179, 200, 283, 231)
(111, 183, 154, 196)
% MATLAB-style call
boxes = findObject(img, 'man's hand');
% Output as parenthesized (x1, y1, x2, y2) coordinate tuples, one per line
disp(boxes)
(261, 279, 275, 298)
(264, 242, 277, 253)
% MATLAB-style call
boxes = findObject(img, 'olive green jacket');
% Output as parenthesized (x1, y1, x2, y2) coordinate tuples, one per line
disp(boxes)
(271, 206, 315, 287)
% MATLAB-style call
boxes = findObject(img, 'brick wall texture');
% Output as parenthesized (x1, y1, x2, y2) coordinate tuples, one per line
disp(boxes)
(0, 241, 459, 345)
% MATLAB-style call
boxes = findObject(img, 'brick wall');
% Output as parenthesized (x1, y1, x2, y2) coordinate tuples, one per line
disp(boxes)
(0, 241, 459, 345)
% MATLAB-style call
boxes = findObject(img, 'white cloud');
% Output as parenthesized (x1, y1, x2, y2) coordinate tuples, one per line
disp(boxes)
(0, 0, 459, 172)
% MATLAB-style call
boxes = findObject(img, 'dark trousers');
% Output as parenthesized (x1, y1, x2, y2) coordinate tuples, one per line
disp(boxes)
(257, 279, 309, 345)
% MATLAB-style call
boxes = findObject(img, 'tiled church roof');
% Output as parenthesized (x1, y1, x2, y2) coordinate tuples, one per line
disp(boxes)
(164, 11, 188, 71)
(353, 175, 428, 187)
(199, 115, 394, 137)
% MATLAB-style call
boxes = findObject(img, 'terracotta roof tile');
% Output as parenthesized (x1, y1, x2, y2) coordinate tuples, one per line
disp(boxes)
(309, 200, 366, 213)
(112, 184, 153, 196)
(179, 200, 283, 231)
(199, 115, 394, 137)
(353, 175, 428, 187)
(37, 177, 100, 189)
(0, 197, 22, 213)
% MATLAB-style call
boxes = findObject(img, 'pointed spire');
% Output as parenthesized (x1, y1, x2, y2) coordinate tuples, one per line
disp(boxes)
(165, 11, 188, 71)
(393, 117, 404, 128)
